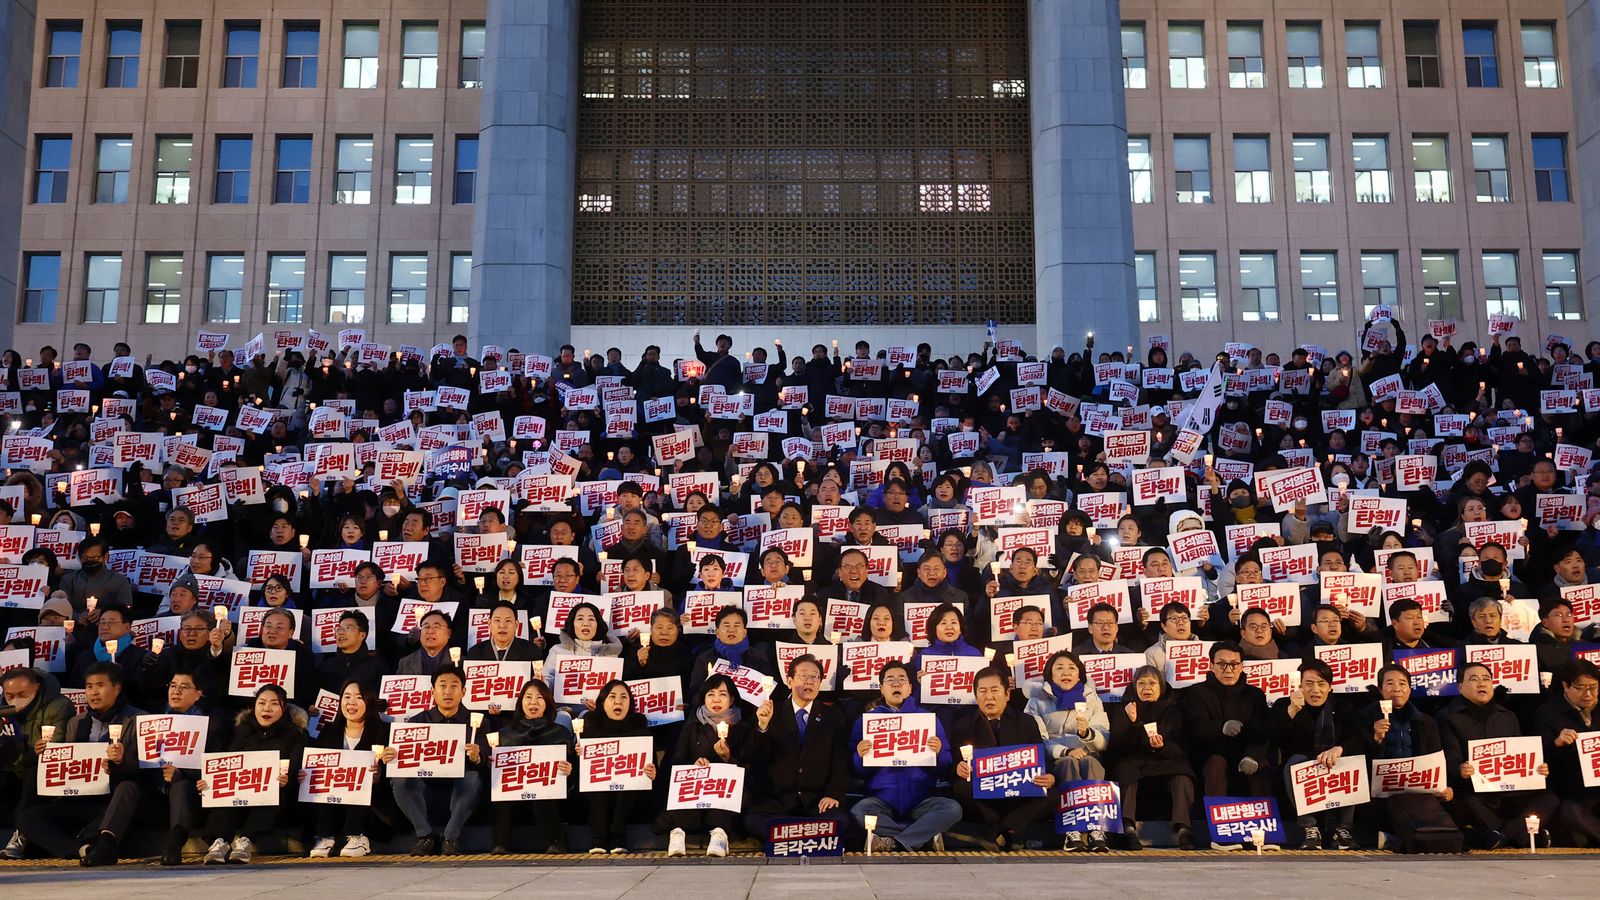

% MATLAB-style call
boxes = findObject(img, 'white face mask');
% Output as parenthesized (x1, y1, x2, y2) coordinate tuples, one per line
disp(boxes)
(383, 504, 402, 517)
(184, 365, 198, 374)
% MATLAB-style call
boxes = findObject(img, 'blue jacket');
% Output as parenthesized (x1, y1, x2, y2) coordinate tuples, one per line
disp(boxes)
(849, 697, 953, 816)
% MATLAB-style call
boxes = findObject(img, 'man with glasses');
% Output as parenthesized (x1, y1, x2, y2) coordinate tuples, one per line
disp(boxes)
(398, 609, 456, 677)
(153, 670, 231, 865)
(381, 666, 484, 856)
(382, 560, 456, 661)
(849, 660, 959, 851)
(1436, 661, 1558, 848)
(1185, 641, 1271, 806)
(820, 548, 890, 609)
(69, 604, 151, 706)
(743, 654, 850, 837)
(1144, 602, 1200, 672)
(240, 606, 316, 707)
(1238, 607, 1289, 660)
(1535, 660, 1600, 843)
(1074, 603, 1135, 656)
(143, 611, 228, 701)
(343, 561, 386, 610)
(316, 610, 388, 693)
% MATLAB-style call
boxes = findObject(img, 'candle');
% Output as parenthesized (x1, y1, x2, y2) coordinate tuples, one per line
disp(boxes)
(41, 725, 55, 742)
(63, 620, 75, 635)
(1250, 828, 1266, 854)
(449, 647, 462, 664)
(151, 638, 165, 655)
(1526, 814, 1541, 852)
(487, 732, 500, 748)
(530, 616, 542, 632)
(89, 523, 101, 536)
(214, 605, 229, 623)
(983, 647, 996, 660)
(716, 721, 729, 740)
(572, 718, 585, 738)
(378, 530, 388, 541)
(1378, 699, 1393, 719)
(470, 712, 484, 732)
(1143, 722, 1158, 738)
(474, 577, 485, 592)
(371, 744, 385, 762)
(299, 534, 310, 549)
(829, 631, 842, 644)
(960, 744, 974, 762)
(1005, 652, 1017, 667)
(86, 596, 98, 612)
(104, 640, 118, 658)
(278, 759, 290, 778)
(29, 513, 39, 526)
(107, 724, 123, 742)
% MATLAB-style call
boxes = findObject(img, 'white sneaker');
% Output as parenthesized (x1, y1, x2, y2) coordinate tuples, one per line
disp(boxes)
(2, 830, 24, 860)
(228, 836, 255, 864)
(203, 838, 229, 865)
(339, 835, 371, 858)
(706, 828, 728, 858)
(308, 836, 336, 858)
(666, 828, 687, 857)
(588, 846, 608, 855)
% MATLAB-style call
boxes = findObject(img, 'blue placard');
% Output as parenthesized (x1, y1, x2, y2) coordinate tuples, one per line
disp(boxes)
(765, 817, 844, 858)
(1056, 780, 1124, 834)
(1393, 647, 1460, 697)
(972, 743, 1047, 799)
(1203, 795, 1285, 846)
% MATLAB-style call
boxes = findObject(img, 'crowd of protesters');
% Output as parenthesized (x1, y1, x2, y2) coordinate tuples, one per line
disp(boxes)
(1, 313, 1600, 867)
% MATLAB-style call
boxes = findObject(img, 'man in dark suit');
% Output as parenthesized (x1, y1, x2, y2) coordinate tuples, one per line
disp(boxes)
(950, 666, 1056, 850)
(741, 653, 851, 837)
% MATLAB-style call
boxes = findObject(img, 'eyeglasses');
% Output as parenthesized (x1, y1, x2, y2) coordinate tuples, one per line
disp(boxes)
(1212, 660, 1242, 670)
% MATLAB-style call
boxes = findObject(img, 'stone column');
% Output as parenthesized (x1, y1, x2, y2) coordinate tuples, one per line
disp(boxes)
(1567, 1, 1600, 321)
(1028, 0, 1137, 357)
(0, 0, 36, 353)
(471, 0, 579, 355)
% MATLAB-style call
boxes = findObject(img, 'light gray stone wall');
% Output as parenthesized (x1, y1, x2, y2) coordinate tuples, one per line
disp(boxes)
(0, 0, 35, 354)
(1568, 1, 1600, 322)
(471, 0, 579, 355)
(1029, 0, 1137, 357)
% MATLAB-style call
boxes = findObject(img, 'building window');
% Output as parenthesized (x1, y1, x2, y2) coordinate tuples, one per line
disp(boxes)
(1135, 252, 1158, 322)
(33, 136, 70, 204)
(582, 44, 616, 99)
(1360, 252, 1399, 317)
(1300, 252, 1340, 321)
(328, 255, 366, 323)
(94, 136, 132, 204)
(1293, 136, 1331, 203)
(1421, 251, 1461, 319)
(333, 136, 373, 205)
(144, 254, 183, 324)
(84, 254, 121, 324)
(1233, 135, 1270, 203)
(267, 254, 305, 323)
(1178, 253, 1218, 322)
(206, 254, 245, 322)
(282, 22, 319, 88)
(453, 135, 478, 204)
(389, 254, 428, 323)
(274, 136, 312, 204)
(1544, 252, 1581, 320)
(1472, 135, 1510, 202)
(1352, 135, 1391, 203)
(461, 22, 485, 88)
(1404, 21, 1441, 87)
(450, 254, 471, 324)
(1345, 21, 1382, 88)
(1482, 252, 1521, 319)
(1239, 252, 1279, 321)
(44, 21, 81, 88)
(1173, 136, 1211, 204)
(400, 22, 438, 89)
(578, 192, 613, 213)
(1532, 135, 1570, 202)
(163, 21, 201, 88)
(1169, 23, 1206, 89)
(1121, 22, 1147, 88)
(21, 254, 60, 323)
(222, 21, 260, 88)
(1522, 22, 1559, 88)
(104, 22, 141, 88)
(1462, 22, 1499, 88)
(1127, 137, 1153, 204)
(154, 136, 192, 204)
(395, 137, 433, 204)
(1227, 22, 1264, 88)
(1286, 23, 1323, 88)
(215, 136, 252, 204)
(1411, 135, 1451, 202)
(956, 184, 991, 213)
(342, 23, 379, 89)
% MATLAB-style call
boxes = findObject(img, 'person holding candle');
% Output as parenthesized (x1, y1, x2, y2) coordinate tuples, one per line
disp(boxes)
(949, 666, 1056, 851)
(1108, 665, 1196, 850)
(68, 602, 151, 707)
(57, 536, 132, 618)
(1268, 660, 1364, 849)
(16, 663, 148, 866)
(846, 660, 959, 853)
(1436, 661, 1558, 849)
(195, 683, 306, 865)
(579, 680, 657, 853)
(1357, 664, 1455, 852)
(153, 670, 231, 865)
(977, 547, 1065, 646)
(305, 680, 390, 859)
(0, 665, 73, 860)
(659, 673, 750, 856)
(383, 666, 485, 856)
(396, 608, 459, 677)
(1022, 650, 1110, 850)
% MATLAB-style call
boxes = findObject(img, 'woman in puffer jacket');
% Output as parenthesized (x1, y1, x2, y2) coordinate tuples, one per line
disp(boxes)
(197, 684, 308, 865)
(1024, 650, 1112, 850)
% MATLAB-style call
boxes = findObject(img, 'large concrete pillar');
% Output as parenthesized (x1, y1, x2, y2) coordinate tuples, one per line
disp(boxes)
(1028, 0, 1138, 357)
(1567, 1, 1600, 319)
(471, 0, 579, 356)
(0, 0, 35, 354)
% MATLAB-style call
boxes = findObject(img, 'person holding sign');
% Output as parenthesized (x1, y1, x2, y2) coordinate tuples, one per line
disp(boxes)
(979, 548, 1063, 647)
(197, 684, 306, 865)
(950, 667, 1056, 851)
(578, 680, 657, 853)
(1357, 664, 1455, 851)
(1023, 650, 1109, 787)
(659, 673, 749, 857)
(743, 654, 851, 838)
(305, 681, 389, 859)
(1108, 666, 1196, 850)
(16, 663, 147, 866)
(848, 660, 959, 852)
(1436, 662, 1557, 849)
(1270, 660, 1364, 850)
(154, 671, 230, 865)
(544, 602, 625, 711)
(383, 666, 484, 855)
(486, 680, 571, 855)
(241, 607, 317, 708)
(0, 666, 73, 860)
(687, 606, 774, 701)
(1533, 660, 1600, 844)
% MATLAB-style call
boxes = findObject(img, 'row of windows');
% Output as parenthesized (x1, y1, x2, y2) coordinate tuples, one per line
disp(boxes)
(31, 134, 477, 207)
(1132, 249, 1581, 325)
(43, 19, 484, 91)
(1130, 133, 1569, 206)
(18, 252, 471, 327)
(1122, 19, 1561, 91)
